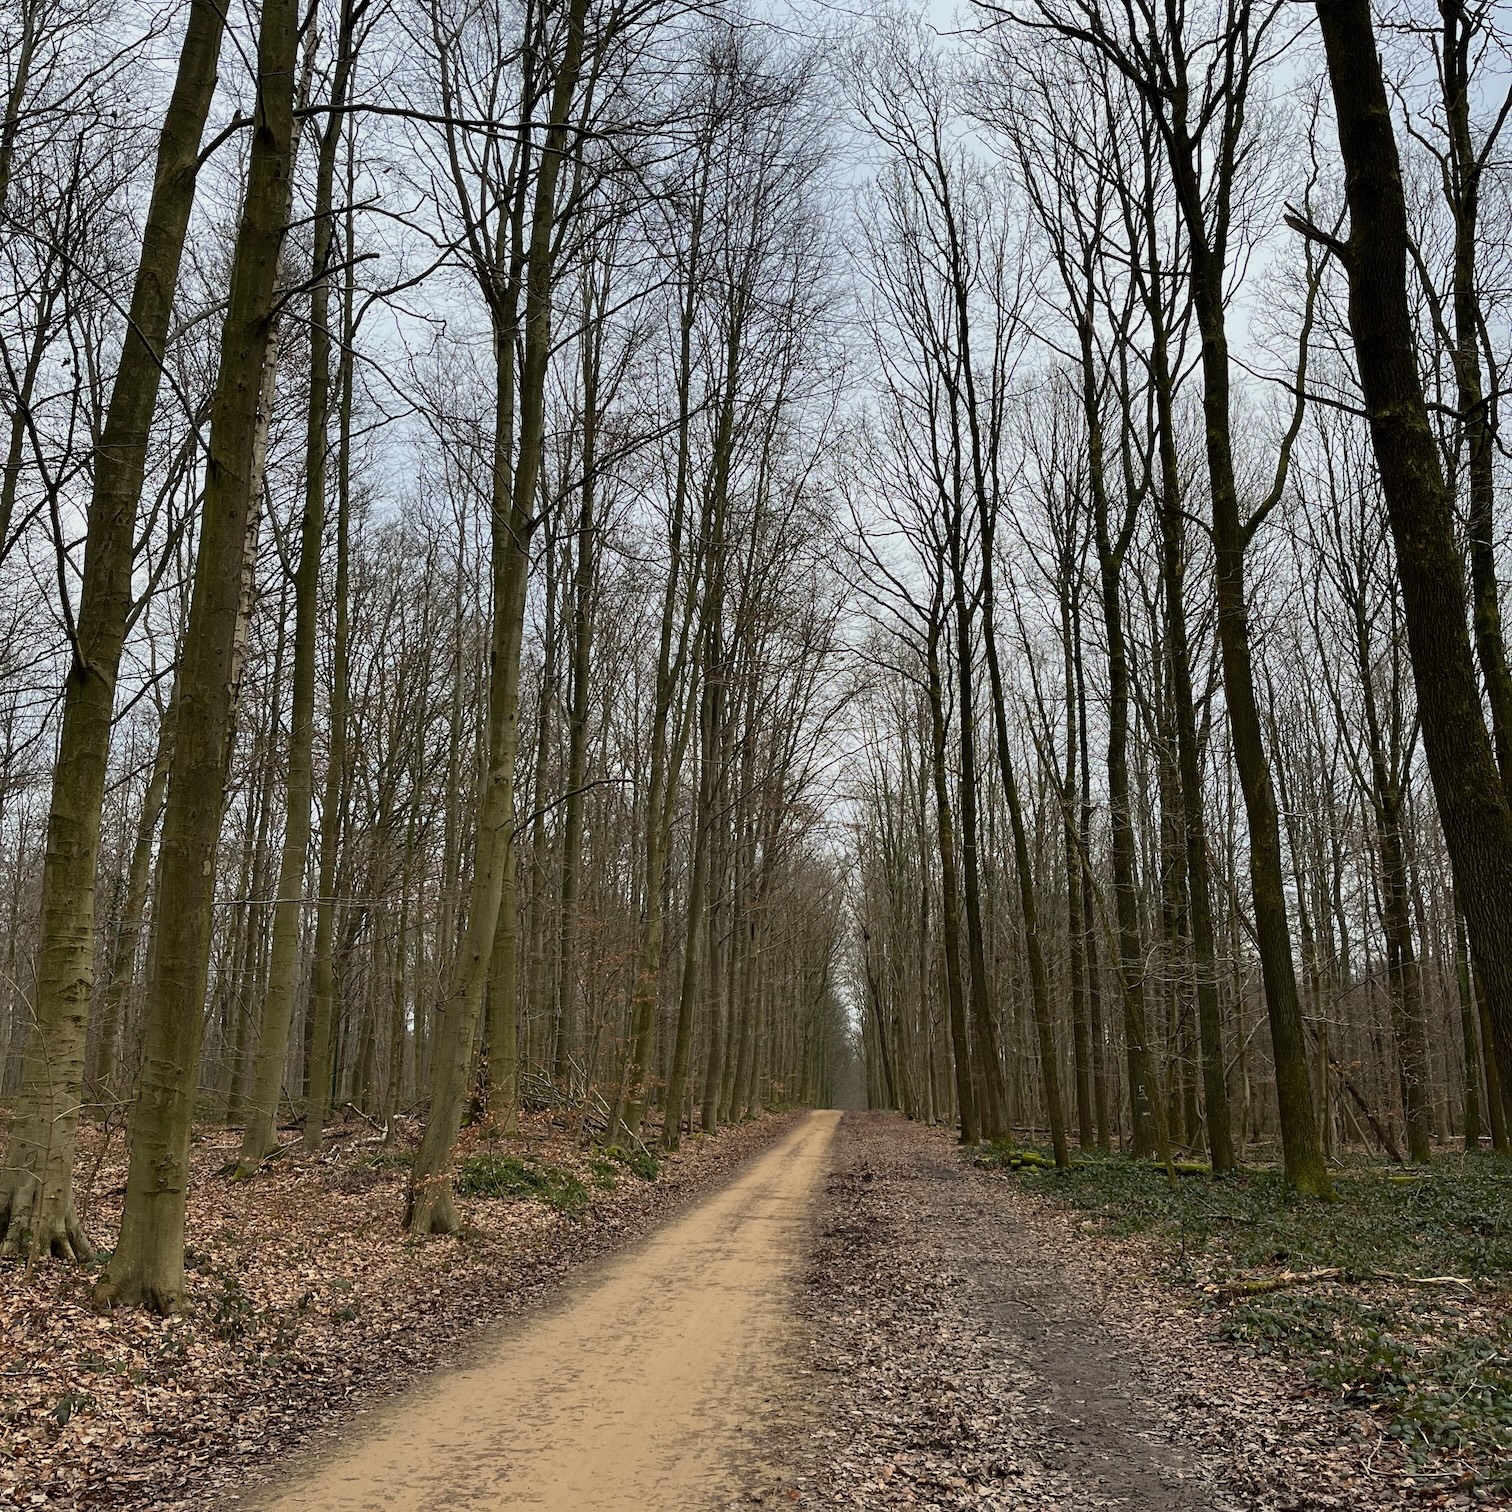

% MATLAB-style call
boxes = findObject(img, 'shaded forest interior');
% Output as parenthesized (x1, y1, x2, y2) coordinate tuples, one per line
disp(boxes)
(0, 0, 1507, 1487)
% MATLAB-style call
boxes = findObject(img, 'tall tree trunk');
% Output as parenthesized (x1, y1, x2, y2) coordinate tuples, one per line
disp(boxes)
(1149, 322, 1236, 1172)
(241, 3, 356, 1171)
(926, 603, 978, 1145)
(1074, 599, 1111, 1150)
(1080, 308, 1168, 1166)
(1436, 0, 1512, 794)
(1312, 0, 1512, 1102)
(552, 315, 600, 1090)
(98, 0, 302, 1310)
(302, 173, 358, 1155)
(950, 535, 1007, 1142)
(406, 0, 589, 1229)
(620, 213, 705, 1142)
(526, 531, 560, 1076)
(981, 543, 1066, 1164)
(664, 635, 718, 1151)
(0, 0, 227, 1264)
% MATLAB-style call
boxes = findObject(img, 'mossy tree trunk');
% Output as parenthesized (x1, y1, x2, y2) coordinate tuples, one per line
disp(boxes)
(0, 0, 226, 1265)
(98, 0, 302, 1311)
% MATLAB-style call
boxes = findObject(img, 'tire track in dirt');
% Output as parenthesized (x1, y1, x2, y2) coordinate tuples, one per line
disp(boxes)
(799, 1112, 1290, 1510)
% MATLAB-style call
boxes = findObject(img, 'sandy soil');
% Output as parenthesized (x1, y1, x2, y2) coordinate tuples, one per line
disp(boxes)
(237, 1110, 839, 1512)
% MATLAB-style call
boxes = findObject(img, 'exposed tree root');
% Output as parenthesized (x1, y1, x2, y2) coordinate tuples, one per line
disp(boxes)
(404, 1176, 461, 1236)
(0, 1173, 97, 1264)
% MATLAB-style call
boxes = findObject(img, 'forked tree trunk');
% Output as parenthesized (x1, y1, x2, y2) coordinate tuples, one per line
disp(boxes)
(1179, 210, 1328, 1196)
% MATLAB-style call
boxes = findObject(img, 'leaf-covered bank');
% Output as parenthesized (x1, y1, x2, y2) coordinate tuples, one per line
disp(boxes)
(0, 1109, 799, 1509)
(976, 1144, 1511, 1496)
(799, 1113, 1506, 1509)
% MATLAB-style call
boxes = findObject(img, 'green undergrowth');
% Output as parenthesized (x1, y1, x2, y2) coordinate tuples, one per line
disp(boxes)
(455, 1152, 589, 1214)
(976, 1144, 1512, 1484)
(589, 1144, 660, 1187)
(457, 1143, 658, 1212)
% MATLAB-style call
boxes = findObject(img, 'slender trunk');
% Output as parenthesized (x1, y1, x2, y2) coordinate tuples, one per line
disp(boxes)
(552, 337, 598, 1089)
(1455, 904, 1481, 1149)
(302, 171, 357, 1155)
(1081, 310, 1168, 1166)
(982, 568, 1065, 1163)
(1178, 193, 1326, 1193)
(241, 6, 355, 1169)
(663, 649, 718, 1150)
(95, 703, 174, 1096)
(527, 534, 560, 1075)
(621, 237, 703, 1141)
(926, 607, 978, 1145)
(406, 0, 588, 1228)
(949, 542, 1006, 1142)
(1147, 285, 1236, 1171)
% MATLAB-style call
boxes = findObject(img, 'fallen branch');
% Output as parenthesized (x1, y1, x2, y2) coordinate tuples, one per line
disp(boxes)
(1203, 1267, 1475, 1299)
(1204, 1267, 1343, 1298)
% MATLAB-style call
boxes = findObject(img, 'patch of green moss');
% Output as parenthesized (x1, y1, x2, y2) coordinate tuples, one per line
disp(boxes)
(600, 1144, 659, 1181)
(455, 1152, 588, 1214)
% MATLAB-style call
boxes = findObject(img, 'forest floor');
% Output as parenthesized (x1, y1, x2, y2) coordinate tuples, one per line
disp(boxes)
(0, 1103, 802, 1509)
(800, 1113, 1510, 1511)
(6, 1108, 1506, 1510)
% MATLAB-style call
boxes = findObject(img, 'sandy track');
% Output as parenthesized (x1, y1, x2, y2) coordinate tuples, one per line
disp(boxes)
(249, 1110, 838, 1511)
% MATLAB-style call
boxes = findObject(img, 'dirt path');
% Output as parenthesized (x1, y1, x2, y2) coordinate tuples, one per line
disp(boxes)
(800, 1112, 1376, 1511)
(242, 1110, 838, 1512)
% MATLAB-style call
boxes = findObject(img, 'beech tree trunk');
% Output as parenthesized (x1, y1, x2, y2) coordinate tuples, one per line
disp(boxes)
(99, 0, 302, 1310)
(406, 0, 589, 1229)
(240, 0, 357, 1171)
(1313, 0, 1512, 1101)
(0, 0, 226, 1265)
(925, 597, 978, 1145)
